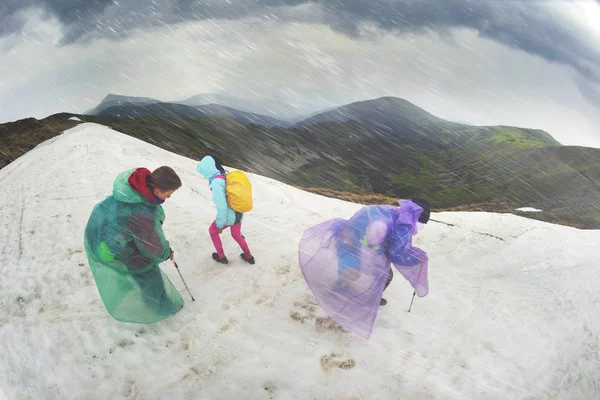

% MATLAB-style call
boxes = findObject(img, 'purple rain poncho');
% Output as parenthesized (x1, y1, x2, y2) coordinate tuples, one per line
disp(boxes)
(298, 200, 429, 339)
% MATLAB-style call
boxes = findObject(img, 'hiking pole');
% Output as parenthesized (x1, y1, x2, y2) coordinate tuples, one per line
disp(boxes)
(173, 259, 195, 301)
(407, 290, 416, 312)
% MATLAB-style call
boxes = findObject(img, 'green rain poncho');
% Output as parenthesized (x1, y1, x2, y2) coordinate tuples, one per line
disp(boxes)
(84, 168, 184, 323)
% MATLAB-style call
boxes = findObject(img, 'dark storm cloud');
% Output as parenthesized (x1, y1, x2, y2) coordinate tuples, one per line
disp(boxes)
(0, 0, 307, 43)
(0, 0, 34, 36)
(318, 0, 600, 81)
(316, 0, 600, 107)
(1, 0, 599, 93)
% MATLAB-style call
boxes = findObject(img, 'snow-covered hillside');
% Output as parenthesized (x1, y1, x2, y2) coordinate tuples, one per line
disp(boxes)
(1, 123, 599, 399)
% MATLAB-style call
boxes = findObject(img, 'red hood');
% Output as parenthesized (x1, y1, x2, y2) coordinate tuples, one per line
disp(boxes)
(128, 168, 157, 204)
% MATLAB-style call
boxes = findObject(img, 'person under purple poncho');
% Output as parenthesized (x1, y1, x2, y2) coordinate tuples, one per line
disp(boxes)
(298, 198, 430, 339)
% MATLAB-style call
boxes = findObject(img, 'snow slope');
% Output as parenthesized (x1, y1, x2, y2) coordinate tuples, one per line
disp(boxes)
(1, 123, 599, 399)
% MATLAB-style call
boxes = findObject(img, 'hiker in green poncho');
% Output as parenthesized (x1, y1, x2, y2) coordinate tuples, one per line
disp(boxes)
(84, 166, 184, 323)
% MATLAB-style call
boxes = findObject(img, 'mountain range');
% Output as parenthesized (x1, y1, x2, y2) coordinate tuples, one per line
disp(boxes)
(87, 93, 330, 123)
(3, 95, 599, 229)
(97, 102, 289, 128)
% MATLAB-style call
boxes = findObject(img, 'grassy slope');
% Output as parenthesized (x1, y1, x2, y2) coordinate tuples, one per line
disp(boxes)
(2, 113, 598, 228)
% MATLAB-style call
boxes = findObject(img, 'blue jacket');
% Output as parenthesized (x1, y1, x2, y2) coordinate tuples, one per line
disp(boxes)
(334, 205, 422, 274)
(196, 156, 238, 228)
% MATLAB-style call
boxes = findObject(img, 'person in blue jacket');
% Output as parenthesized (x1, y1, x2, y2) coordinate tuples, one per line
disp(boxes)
(197, 155, 254, 265)
(332, 198, 430, 306)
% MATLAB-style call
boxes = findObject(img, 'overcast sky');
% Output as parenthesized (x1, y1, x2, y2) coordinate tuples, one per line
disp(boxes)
(1, 0, 600, 147)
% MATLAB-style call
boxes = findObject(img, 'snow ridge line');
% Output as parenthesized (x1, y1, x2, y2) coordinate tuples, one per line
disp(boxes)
(431, 219, 505, 241)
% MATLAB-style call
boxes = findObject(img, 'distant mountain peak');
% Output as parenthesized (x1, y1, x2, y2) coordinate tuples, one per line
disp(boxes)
(86, 94, 162, 115)
(99, 93, 161, 104)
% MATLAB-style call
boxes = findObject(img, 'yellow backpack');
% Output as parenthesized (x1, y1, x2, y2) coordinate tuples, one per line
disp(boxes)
(217, 171, 253, 213)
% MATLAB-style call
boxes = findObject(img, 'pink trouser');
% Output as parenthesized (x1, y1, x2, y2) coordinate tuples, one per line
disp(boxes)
(209, 221, 252, 259)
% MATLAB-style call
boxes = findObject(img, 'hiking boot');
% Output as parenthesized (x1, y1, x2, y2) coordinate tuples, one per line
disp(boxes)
(380, 298, 387, 306)
(212, 253, 229, 264)
(240, 253, 255, 265)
